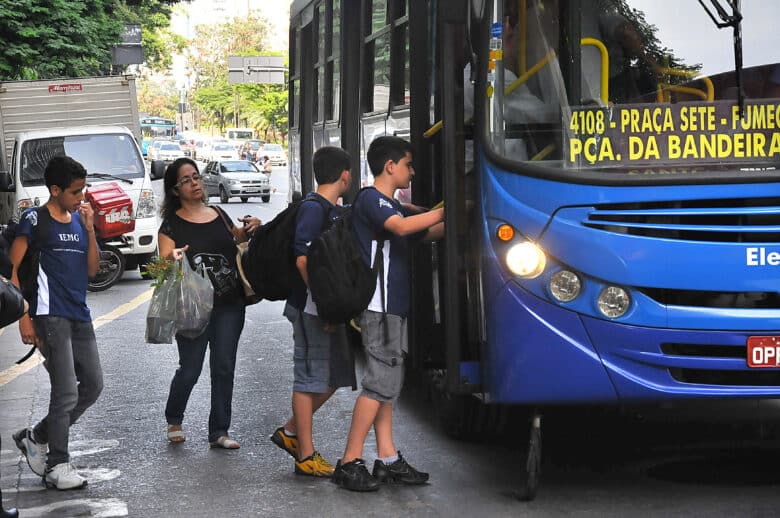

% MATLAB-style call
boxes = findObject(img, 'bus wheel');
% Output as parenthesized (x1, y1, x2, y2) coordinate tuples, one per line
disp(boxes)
(517, 414, 542, 502)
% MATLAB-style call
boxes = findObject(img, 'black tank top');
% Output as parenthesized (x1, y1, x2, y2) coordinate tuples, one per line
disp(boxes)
(159, 206, 242, 307)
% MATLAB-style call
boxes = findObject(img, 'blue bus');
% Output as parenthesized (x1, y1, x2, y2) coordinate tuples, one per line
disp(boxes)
(290, 0, 780, 497)
(139, 116, 175, 156)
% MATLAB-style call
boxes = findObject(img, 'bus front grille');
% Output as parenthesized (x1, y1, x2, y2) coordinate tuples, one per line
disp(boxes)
(669, 368, 780, 386)
(641, 288, 780, 308)
(661, 343, 746, 358)
(584, 197, 780, 242)
(663, 344, 780, 386)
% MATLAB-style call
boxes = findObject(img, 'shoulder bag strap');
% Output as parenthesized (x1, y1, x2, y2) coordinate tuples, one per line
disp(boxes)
(213, 206, 236, 242)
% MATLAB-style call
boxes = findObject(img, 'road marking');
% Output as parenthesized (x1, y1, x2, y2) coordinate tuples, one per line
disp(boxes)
(0, 289, 152, 387)
(15, 498, 128, 517)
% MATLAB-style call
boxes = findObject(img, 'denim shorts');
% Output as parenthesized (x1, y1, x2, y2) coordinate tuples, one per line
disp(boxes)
(359, 310, 407, 403)
(289, 307, 355, 393)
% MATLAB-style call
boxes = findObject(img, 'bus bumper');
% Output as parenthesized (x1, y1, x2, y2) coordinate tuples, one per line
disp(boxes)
(484, 280, 780, 404)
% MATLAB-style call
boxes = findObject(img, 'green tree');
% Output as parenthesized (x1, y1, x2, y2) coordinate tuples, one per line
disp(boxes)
(137, 79, 179, 118)
(0, 0, 122, 79)
(187, 13, 288, 140)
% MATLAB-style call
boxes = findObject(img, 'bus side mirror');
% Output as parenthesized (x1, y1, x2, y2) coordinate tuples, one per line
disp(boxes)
(150, 160, 166, 180)
(0, 171, 14, 192)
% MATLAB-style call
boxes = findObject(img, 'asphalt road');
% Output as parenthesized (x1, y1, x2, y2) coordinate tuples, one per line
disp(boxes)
(2, 165, 780, 516)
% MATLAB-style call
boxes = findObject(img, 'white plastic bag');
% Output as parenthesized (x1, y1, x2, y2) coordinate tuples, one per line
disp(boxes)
(176, 258, 214, 338)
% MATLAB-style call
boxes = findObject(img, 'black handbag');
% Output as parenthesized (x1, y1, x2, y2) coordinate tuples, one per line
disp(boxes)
(0, 275, 26, 329)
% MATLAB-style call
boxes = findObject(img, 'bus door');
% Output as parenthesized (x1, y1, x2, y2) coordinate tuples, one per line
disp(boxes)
(407, 0, 484, 397)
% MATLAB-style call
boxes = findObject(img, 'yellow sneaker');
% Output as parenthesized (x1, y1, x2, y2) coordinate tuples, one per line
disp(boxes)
(270, 427, 299, 459)
(295, 451, 335, 477)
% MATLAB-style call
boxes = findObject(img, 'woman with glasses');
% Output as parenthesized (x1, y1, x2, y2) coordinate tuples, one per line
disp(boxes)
(158, 158, 261, 449)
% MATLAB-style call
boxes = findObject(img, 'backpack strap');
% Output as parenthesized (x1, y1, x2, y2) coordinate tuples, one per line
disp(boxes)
(15, 206, 50, 366)
(27, 206, 51, 252)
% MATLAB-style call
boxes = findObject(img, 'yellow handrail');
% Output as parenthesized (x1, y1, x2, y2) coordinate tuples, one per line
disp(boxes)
(505, 50, 556, 95)
(423, 120, 443, 139)
(531, 144, 555, 161)
(580, 37, 609, 105)
(658, 84, 709, 101)
(424, 49, 554, 139)
(655, 66, 714, 101)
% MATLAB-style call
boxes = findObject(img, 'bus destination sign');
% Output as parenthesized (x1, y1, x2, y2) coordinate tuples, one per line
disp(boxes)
(566, 100, 780, 168)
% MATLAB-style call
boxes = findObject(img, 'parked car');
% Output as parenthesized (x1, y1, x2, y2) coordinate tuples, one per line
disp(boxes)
(208, 143, 239, 162)
(258, 143, 287, 166)
(239, 139, 265, 161)
(202, 160, 271, 203)
(157, 142, 186, 163)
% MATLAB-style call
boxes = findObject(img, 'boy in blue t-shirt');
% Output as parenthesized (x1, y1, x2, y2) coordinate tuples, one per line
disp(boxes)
(271, 146, 356, 477)
(333, 136, 444, 492)
(10, 156, 102, 491)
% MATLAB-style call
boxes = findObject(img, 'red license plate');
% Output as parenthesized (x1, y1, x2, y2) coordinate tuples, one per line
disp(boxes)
(747, 336, 780, 368)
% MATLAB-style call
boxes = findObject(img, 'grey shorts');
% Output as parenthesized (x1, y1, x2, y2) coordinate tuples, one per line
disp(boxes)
(359, 310, 407, 403)
(288, 306, 355, 393)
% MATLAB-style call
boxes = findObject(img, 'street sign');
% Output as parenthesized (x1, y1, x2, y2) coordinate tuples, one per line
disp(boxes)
(120, 24, 142, 44)
(113, 24, 143, 65)
(228, 55, 286, 85)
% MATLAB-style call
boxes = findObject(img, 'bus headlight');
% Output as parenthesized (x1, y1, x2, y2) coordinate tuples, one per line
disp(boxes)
(550, 270, 581, 302)
(505, 242, 546, 278)
(597, 286, 630, 318)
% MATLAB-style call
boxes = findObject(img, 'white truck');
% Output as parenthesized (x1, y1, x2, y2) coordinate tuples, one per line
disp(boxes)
(225, 127, 254, 150)
(0, 75, 160, 289)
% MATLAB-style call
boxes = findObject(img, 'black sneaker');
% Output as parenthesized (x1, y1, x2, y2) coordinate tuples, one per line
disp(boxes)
(372, 451, 429, 485)
(332, 459, 380, 492)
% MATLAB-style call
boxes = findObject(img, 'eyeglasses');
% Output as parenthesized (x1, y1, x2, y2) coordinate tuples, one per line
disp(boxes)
(176, 173, 202, 188)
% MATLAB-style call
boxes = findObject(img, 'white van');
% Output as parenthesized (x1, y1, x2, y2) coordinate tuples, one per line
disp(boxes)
(0, 125, 159, 274)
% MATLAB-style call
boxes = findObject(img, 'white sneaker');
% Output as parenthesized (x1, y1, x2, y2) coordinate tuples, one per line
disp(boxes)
(44, 462, 88, 490)
(12, 427, 48, 476)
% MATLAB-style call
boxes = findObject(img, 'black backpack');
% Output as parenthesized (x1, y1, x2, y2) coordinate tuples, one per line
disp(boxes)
(307, 189, 383, 324)
(241, 195, 328, 301)
(12, 207, 51, 304)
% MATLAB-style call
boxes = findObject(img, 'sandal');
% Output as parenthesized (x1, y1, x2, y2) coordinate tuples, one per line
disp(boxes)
(167, 424, 186, 443)
(210, 436, 240, 449)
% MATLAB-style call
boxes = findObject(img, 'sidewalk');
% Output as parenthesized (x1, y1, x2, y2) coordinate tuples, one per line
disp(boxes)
(0, 322, 47, 506)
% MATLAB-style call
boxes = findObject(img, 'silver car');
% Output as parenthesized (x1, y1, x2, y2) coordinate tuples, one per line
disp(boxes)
(202, 160, 271, 203)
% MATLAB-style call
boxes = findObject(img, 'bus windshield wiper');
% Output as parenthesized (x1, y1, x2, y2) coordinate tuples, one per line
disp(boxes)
(698, 0, 744, 116)
(87, 172, 133, 185)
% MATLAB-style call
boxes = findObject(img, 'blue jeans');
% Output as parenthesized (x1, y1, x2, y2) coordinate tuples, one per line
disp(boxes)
(32, 316, 103, 467)
(165, 304, 245, 442)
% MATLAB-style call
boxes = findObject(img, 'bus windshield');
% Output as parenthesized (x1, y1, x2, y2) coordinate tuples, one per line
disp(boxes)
(484, 0, 780, 177)
(140, 118, 175, 139)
